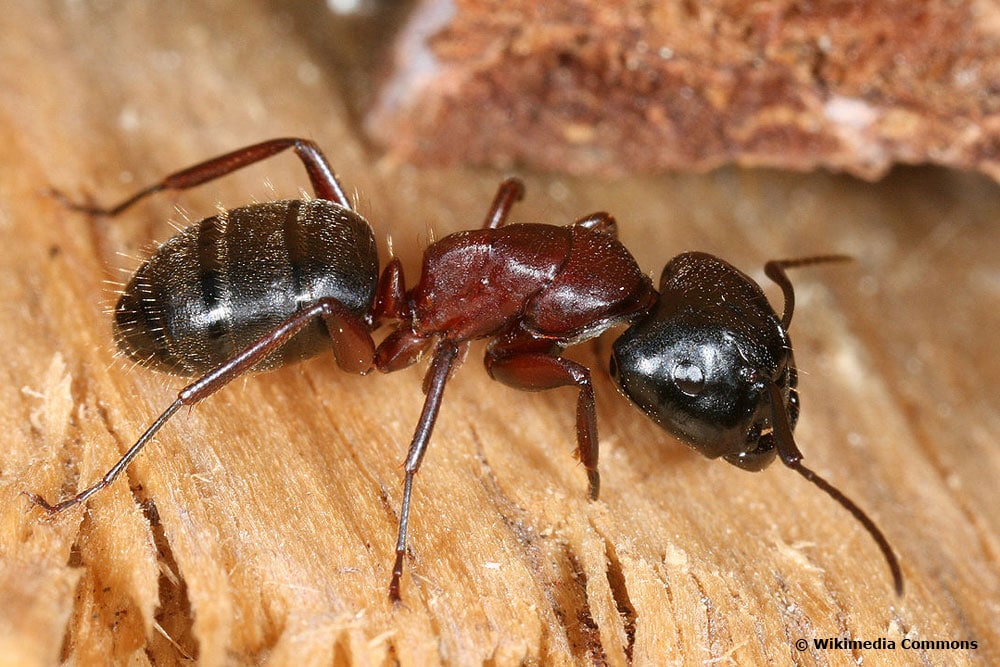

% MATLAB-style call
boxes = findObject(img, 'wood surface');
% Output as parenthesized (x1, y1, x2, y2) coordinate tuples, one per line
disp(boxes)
(1, 3, 998, 666)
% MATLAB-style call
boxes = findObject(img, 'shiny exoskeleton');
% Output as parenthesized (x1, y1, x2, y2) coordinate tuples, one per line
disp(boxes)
(116, 199, 378, 375)
(611, 252, 903, 597)
(29, 138, 903, 601)
(613, 252, 801, 471)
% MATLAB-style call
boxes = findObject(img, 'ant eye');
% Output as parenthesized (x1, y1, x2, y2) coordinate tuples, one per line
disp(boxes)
(672, 361, 705, 396)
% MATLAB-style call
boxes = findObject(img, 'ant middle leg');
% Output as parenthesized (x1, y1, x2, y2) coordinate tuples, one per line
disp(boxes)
(50, 137, 352, 216)
(388, 339, 464, 601)
(478, 177, 616, 239)
(26, 297, 373, 514)
(481, 177, 526, 229)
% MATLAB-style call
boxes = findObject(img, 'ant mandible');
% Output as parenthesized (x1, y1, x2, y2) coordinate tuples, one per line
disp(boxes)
(29, 138, 903, 600)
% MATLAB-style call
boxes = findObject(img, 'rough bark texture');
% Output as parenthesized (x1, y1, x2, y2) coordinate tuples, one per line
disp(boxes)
(1, 2, 998, 666)
(368, 0, 1000, 181)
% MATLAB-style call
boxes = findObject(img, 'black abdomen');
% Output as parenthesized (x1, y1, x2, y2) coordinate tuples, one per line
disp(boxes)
(115, 199, 378, 375)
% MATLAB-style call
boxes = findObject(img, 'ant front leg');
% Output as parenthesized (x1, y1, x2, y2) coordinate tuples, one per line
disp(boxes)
(485, 329, 601, 500)
(51, 137, 352, 216)
(27, 297, 373, 514)
(570, 212, 618, 238)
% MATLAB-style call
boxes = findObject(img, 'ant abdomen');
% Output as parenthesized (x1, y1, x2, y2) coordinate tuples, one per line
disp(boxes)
(115, 199, 378, 375)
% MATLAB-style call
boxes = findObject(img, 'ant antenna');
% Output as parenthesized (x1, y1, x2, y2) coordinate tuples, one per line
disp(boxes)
(765, 256, 852, 329)
(767, 383, 903, 594)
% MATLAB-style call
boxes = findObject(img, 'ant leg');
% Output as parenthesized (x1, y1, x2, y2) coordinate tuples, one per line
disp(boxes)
(571, 212, 618, 238)
(51, 137, 351, 216)
(765, 383, 903, 594)
(389, 339, 462, 601)
(375, 326, 434, 373)
(478, 177, 615, 239)
(485, 332, 600, 500)
(26, 297, 373, 514)
(764, 255, 851, 329)
(481, 177, 526, 229)
(321, 305, 377, 374)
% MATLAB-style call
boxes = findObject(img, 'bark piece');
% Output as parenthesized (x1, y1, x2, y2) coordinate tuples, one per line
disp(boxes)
(368, 0, 1000, 180)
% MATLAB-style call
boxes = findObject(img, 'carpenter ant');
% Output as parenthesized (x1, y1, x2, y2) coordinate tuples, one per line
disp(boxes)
(29, 138, 903, 600)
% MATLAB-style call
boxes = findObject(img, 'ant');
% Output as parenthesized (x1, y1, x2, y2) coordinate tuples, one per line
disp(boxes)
(29, 138, 903, 600)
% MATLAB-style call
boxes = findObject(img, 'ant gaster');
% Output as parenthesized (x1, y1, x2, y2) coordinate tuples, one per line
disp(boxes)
(29, 138, 903, 599)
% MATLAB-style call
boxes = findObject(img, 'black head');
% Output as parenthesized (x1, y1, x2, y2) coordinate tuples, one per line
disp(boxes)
(610, 252, 903, 594)
(610, 252, 792, 471)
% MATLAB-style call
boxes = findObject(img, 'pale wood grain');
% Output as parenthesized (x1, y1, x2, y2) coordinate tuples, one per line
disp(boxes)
(1, 3, 997, 666)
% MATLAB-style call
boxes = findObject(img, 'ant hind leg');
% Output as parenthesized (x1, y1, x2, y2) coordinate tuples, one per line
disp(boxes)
(50, 138, 352, 217)
(26, 297, 373, 514)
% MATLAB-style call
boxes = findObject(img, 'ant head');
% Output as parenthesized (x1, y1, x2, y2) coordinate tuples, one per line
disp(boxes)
(609, 253, 791, 469)
(611, 252, 904, 594)
(611, 310, 788, 469)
